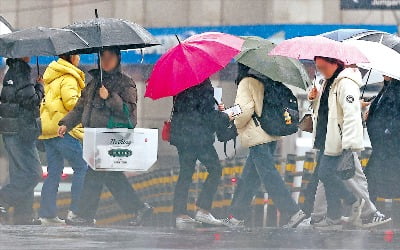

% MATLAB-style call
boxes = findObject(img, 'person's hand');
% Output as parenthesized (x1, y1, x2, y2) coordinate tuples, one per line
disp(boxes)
(99, 85, 109, 100)
(218, 103, 226, 111)
(58, 125, 67, 138)
(308, 87, 318, 100)
(360, 99, 371, 109)
(228, 112, 235, 121)
(364, 110, 369, 121)
(36, 75, 44, 84)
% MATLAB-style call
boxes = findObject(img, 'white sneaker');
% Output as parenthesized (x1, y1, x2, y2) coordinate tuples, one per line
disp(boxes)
(349, 198, 365, 224)
(67, 210, 77, 221)
(176, 216, 201, 230)
(221, 217, 245, 228)
(283, 210, 307, 228)
(195, 210, 223, 226)
(296, 217, 312, 229)
(361, 211, 392, 229)
(314, 217, 342, 230)
(39, 217, 65, 226)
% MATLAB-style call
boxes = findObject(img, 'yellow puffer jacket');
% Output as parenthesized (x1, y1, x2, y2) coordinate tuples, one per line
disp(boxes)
(39, 58, 85, 140)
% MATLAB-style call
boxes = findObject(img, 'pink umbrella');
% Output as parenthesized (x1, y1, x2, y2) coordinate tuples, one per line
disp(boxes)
(145, 32, 244, 100)
(268, 36, 369, 65)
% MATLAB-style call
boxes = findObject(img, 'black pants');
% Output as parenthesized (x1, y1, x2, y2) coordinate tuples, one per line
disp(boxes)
(173, 144, 222, 215)
(77, 168, 144, 220)
(301, 153, 321, 217)
(318, 154, 357, 220)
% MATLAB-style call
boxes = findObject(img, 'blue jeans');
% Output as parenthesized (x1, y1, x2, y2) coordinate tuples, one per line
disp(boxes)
(39, 134, 88, 218)
(318, 153, 357, 220)
(230, 141, 299, 219)
(0, 135, 42, 223)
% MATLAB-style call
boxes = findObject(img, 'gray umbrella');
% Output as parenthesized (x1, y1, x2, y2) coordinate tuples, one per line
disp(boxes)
(0, 26, 89, 58)
(64, 16, 159, 54)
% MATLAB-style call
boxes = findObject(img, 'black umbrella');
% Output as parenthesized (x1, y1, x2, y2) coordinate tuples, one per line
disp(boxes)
(64, 13, 159, 54)
(355, 31, 400, 53)
(0, 26, 89, 58)
(0, 26, 89, 76)
(64, 9, 159, 82)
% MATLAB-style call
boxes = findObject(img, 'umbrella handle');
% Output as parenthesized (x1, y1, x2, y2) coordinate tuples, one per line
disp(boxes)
(36, 56, 40, 76)
(361, 69, 372, 99)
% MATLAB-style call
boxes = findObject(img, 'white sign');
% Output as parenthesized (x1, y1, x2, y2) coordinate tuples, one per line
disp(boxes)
(83, 128, 158, 172)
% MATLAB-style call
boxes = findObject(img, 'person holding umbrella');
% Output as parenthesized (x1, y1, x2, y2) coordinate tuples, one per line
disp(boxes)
(58, 47, 152, 226)
(37, 52, 87, 225)
(0, 57, 44, 225)
(170, 79, 233, 229)
(145, 32, 244, 229)
(0, 26, 89, 225)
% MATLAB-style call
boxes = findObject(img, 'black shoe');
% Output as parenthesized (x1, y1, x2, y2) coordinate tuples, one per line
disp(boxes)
(129, 203, 153, 226)
(0, 205, 8, 224)
(65, 216, 95, 226)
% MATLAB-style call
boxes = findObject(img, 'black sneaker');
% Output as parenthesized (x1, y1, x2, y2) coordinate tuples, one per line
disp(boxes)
(129, 203, 153, 226)
(362, 211, 392, 229)
(65, 216, 95, 226)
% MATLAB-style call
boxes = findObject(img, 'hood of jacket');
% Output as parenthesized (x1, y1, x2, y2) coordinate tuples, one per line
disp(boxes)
(332, 67, 363, 89)
(43, 58, 85, 88)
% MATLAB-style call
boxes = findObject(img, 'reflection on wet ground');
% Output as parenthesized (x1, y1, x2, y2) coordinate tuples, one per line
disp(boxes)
(0, 226, 398, 250)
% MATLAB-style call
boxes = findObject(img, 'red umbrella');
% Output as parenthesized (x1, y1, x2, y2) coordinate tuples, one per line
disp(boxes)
(268, 36, 369, 65)
(145, 32, 244, 100)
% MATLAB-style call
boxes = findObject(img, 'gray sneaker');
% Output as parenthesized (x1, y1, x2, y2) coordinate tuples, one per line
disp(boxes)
(283, 210, 307, 228)
(195, 210, 223, 226)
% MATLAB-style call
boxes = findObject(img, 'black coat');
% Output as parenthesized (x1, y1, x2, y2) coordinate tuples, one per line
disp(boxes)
(365, 79, 400, 198)
(170, 79, 230, 148)
(0, 59, 44, 140)
(61, 67, 138, 129)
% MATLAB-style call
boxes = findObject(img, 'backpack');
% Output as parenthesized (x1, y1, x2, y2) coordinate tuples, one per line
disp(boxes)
(252, 77, 299, 136)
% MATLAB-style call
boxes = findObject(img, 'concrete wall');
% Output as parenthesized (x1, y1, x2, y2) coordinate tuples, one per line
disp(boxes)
(1, 0, 400, 29)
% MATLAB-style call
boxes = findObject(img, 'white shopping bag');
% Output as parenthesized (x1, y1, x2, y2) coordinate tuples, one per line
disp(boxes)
(83, 128, 158, 172)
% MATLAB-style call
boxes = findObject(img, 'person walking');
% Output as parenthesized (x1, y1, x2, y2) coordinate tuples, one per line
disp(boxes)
(58, 47, 152, 226)
(170, 78, 233, 229)
(223, 64, 306, 228)
(365, 77, 400, 203)
(0, 57, 44, 225)
(38, 53, 88, 225)
(308, 57, 365, 229)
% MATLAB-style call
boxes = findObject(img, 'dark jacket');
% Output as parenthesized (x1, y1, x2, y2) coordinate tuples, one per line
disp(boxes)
(170, 79, 230, 148)
(0, 59, 44, 140)
(365, 79, 400, 198)
(60, 66, 137, 129)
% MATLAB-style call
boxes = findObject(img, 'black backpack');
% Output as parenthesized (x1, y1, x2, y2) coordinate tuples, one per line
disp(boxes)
(252, 77, 299, 136)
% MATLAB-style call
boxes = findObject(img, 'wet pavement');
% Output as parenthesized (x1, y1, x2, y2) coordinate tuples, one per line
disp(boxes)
(0, 226, 398, 250)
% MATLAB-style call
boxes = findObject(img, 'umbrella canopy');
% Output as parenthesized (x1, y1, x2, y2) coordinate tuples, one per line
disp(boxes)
(145, 32, 244, 100)
(0, 16, 13, 35)
(64, 17, 159, 54)
(320, 29, 369, 42)
(268, 36, 369, 65)
(0, 27, 89, 58)
(353, 31, 400, 53)
(344, 40, 400, 80)
(235, 36, 311, 90)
